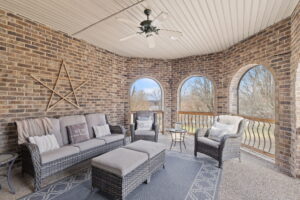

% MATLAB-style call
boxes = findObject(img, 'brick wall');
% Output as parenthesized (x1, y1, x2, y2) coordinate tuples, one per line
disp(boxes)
(291, 1, 300, 178)
(0, 9, 127, 155)
(0, 6, 299, 176)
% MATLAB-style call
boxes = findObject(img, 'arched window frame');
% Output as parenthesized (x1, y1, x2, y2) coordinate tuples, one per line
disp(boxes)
(129, 77, 164, 111)
(177, 75, 215, 112)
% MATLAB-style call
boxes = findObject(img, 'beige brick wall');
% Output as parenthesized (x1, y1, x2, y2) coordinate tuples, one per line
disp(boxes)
(0, 6, 299, 177)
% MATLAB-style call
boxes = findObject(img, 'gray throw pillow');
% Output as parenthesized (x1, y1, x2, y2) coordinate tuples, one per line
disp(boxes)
(67, 123, 89, 144)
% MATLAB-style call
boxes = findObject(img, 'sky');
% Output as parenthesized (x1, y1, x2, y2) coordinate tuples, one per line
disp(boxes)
(131, 78, 161, 97)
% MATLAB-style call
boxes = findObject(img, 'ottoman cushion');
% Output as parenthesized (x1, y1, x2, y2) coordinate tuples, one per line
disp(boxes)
(91, 148, 148, 177)
(124, 140, 166, 158)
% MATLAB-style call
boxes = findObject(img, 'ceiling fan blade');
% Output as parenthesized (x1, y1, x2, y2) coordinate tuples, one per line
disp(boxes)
(147, 36, 155, 48)
(160, 29, 183, 40)
(152, 11, 168, 26)
(117, 18, 137, 27)
(120, 34, 138, 41)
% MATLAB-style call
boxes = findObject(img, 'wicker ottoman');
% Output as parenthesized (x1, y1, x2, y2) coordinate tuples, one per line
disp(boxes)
(124, 140, 166, 175)
(91, 148, 149, 200)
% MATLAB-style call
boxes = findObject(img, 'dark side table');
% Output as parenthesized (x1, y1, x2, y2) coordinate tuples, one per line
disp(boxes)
(0, 153, 18, 194)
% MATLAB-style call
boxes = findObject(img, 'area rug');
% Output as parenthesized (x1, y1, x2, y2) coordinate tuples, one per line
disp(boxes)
(18, 151, 221, 200)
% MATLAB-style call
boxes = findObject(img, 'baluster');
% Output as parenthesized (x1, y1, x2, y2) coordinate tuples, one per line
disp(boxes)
(191, 114, 194, 133)
(267, 122, 272, 153)
(247, 120, 252, 146)
(262, 122, 266, 152)
(243, 120, 248, 144)
(257, 121, 261, 150)
(251, 121, 256, 148)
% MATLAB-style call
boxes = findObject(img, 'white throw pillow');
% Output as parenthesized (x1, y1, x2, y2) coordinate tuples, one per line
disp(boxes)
(93, 124, 111, 138)
(214, 121, 235, 133)
(137, 120, 153, 131)
(29, 134, 59, 153)
(208, 126, 230, 142)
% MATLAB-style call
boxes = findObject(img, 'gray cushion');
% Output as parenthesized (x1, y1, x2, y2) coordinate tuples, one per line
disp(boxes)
(135, 130, 155, 136)
(124, 140, 166, 158)
(136, 111, 154, 121)
(72, 139, 105, 151)
(91, 148, 148, 177)
(85, 113, 107, 138)
(67, 123, 89, 144)
(49, 118, 63, 147)
(59, 115, 89, 145)
(41, 146, 80, 164)
(217, 115, 243, 133)
(197, 137, 220, 148)
(97, 134, 124, 144)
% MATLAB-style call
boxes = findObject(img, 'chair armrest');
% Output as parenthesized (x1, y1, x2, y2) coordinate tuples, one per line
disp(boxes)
(109, 124, 126, 135)
(24, 143, 42, 170)
(219, 134, 241, 152)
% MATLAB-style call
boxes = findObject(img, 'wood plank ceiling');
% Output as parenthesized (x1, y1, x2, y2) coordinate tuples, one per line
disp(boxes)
(0, 0, 298, 59)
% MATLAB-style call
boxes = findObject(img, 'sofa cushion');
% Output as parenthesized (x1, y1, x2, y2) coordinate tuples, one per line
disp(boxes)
(97, 134, 124, 144)
(85, 113, 107, 138)
(41, 146, 80, 164)
(135, 130, 155, 136)
(197, 137, 220, 148)
(91, 148, 148, 177)
(67, 123, 89, 144)
(59, 115, 89, 145)
(124, 140, 166, 158)
(49, 118, 63, 147)
(72, 139, 105, 151)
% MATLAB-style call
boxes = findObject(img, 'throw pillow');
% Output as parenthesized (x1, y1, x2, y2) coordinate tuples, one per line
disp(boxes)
(137, 120, 153, 131)
(214, 121, 235, 133)
(29, 134, 60, 153)
(67, 123, 89, 144)
(93, 124, 111, 138)
(208, 126, 230, 142)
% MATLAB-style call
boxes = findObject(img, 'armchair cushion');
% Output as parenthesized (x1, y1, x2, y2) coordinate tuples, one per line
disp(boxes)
(137, 120, 153, 131)
(218, 115, 243, 133)
(197, 137, 220, 148)
(208, 126, 230, 142)
(135, 130, 155, 136)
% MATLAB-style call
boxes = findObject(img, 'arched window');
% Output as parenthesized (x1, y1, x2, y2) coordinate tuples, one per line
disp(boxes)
(238, 65, 275, 118)
(179, 76, 214, 112)
(130, 78, 162, 111)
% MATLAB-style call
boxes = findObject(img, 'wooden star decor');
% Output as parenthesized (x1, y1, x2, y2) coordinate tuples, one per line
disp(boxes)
(30, 60, 89, 111)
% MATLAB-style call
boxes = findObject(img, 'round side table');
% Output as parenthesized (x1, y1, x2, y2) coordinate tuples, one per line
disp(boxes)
(167, 128, 187, 152)
(0, 153, 18, 194)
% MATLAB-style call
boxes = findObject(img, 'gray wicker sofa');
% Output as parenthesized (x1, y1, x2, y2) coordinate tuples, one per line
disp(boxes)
(19, 113, 126, 191)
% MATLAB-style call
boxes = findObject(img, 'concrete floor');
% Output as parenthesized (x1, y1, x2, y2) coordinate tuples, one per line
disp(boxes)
(0, 134, 299, 200)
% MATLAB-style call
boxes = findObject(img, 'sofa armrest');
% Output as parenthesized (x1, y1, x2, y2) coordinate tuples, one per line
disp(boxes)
(24, 143, 42, 172)
(109, 125, 126, 135)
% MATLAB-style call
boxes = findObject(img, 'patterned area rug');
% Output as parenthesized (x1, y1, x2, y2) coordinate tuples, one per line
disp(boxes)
(18, 151, 221, 200)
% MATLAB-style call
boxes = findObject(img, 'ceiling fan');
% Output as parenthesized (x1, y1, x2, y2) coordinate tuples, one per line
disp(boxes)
(118, 8, 183, 48)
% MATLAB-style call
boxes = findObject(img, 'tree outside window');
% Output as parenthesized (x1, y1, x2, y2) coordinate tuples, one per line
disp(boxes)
(130, 78, 162, 111)
(179, 76, 214, 112)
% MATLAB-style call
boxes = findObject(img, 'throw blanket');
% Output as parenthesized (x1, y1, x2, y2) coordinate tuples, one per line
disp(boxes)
(16, 117, 53, 144)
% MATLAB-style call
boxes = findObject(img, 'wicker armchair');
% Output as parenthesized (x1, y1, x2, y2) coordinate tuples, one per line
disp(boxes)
(194, 115, 245, 168)
(130, 111, 159, 142)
